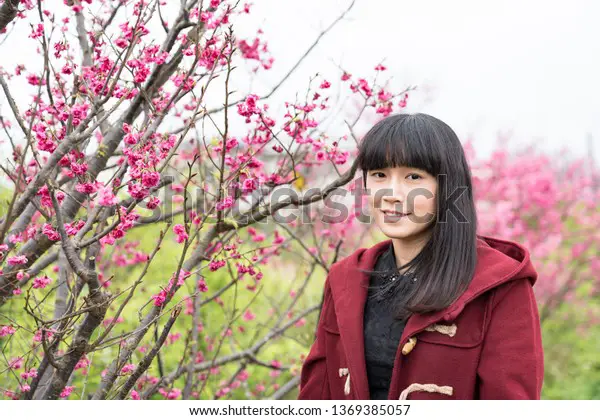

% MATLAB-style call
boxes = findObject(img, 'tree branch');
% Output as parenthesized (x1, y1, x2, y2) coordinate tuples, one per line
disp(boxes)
(0, 0, 20, 33)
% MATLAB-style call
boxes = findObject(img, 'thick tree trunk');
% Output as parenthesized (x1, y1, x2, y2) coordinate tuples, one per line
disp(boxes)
(0, 0, 20, 32)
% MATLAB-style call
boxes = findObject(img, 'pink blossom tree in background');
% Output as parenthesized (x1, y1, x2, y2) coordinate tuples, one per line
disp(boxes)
(0, 0, 598, 401)
(470, 143, 600, 325)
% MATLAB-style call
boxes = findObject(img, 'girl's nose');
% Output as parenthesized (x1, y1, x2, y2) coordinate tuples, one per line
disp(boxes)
(381, 188, 405, 203)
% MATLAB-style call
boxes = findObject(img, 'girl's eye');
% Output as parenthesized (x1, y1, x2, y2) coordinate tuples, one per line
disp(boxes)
(407, 173, 422, 180)
(371, 172, 385, 178)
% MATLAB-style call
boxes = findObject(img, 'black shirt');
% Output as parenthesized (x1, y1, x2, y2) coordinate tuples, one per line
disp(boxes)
(363, 242, 415, 400)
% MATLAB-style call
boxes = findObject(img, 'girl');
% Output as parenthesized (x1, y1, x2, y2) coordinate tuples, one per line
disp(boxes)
(298, 113, 544, 400)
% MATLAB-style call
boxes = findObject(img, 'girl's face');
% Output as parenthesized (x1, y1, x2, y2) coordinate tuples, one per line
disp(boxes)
(366, 165, 438, 241)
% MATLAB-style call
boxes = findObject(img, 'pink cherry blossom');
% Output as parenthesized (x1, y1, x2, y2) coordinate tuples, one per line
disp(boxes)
(158, 387, 181, 400)
(98, 186, 118, 207)
(74, 355, 90, 370)
(146, 196, 160, 209)
(0, 325, 16, 337)
(152, 289, 167, 307)
(243, 309, 256, 321)
(141, 171, 160, 188)
(120, 364, 135, 375)
(173, 224, 188, 243)
(75, 182, 98, 195)
(42, 223, 60, 241)
(237, 94, 261, 123)
(7, 255, 28, 266)
(32, 275, 52, 289)
(209, 259, 226, 271)
(20, 368, 38, 380)
(59, 386, 74, 399)
(215, 196, 234, 211)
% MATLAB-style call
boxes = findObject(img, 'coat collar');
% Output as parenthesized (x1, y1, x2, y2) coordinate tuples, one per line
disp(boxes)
(328, 234, 537, 400)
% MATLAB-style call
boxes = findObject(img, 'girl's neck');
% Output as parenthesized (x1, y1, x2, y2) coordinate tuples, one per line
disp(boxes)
(391, 233, 431, 273)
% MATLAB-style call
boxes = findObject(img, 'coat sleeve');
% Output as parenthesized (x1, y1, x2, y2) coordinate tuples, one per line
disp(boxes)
(476, 277, 545, 399)
(297, 273, 334, 399)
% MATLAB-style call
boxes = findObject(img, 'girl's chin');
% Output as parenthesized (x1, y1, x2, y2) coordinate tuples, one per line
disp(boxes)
(377, 225, 413, 236)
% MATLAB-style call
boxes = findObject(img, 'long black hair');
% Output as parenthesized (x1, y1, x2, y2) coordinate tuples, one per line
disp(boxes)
(355, 113, 478, 322)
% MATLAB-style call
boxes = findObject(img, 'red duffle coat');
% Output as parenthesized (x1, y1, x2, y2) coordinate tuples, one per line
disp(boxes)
(298, 235, 544, 400)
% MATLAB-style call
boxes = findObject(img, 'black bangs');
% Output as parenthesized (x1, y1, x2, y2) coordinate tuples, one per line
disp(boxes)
(356, 113, 442, 187)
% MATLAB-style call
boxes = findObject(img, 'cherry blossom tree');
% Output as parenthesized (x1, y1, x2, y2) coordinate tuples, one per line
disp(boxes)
(0, 0, 414, 399)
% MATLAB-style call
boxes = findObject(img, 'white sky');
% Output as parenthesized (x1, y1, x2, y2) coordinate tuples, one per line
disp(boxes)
(236, 0, 600, 164)
(1, 0, 599, 168)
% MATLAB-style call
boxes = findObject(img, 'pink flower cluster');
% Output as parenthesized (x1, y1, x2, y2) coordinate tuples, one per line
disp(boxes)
(237, 94, 261, 123)
(236, 263, 258, 278)
(126, 58, 151, 84)
(173, 224, 188, 243)
(33, 328, 56, 343)
(273, 230, 285, 245)
(102, 316, 124, 327)
(158, 387, 181, 400)
(111, 241, 149, 267)
(171, 72, 196, 91)
(5, 224, 36, 246)
(60, 386, 74, 399)
(75, 181, 100, 195)
(64, 0, 91, 12)
(197, 277, 208, 293)
(99, 206, 140, 246)
(208, 259, 226, 272)
(36, 185, 65, 208)
(74, 355, 90, 371)
(243, 309, 256, 321)
(141, 44, 169, 66)
(98, 185, 118, 207)
(8, 357, 23, 370)
(120, 364, 135, 375)
(42, 223, 60, 241)
(215, 196, 234, 211)
(238, 33, 274, 71)
(29, 23, 44, 39)
(163, 332, 182, 347)
(152, 269, 192, 307)
(115, 22, 149, 49)
(70, 102, 90, 127)
(241, 177, 257, 193)
(339, 66, 410, 116)
(212, 137, 239, 154)
(33, 122, 57, 153)
(0, 325, 16, 337)
(121, 123, 176, 204)
(63, 220, 86, 236)
(55, 148, 86, 178)
(32, 275, 52, 289)
(7, 255, 27, 266)
(20, 368, 38, 380)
